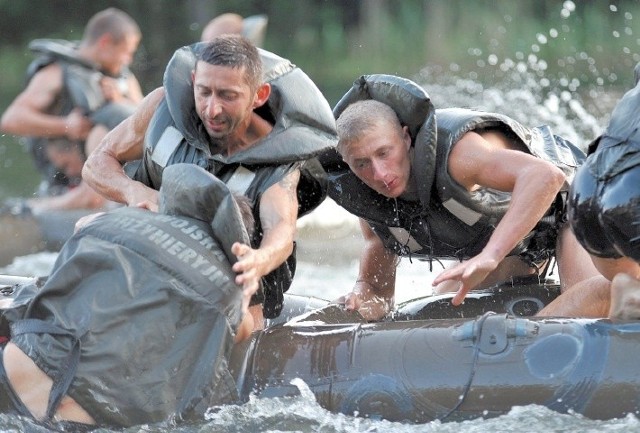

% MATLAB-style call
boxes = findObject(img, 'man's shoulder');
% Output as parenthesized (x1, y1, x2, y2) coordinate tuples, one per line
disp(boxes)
(28, 39, 96, 70)
(24, 61, 64, 92)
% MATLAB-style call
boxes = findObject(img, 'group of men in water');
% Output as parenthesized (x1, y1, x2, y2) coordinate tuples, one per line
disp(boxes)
(0, 6, 639, 431)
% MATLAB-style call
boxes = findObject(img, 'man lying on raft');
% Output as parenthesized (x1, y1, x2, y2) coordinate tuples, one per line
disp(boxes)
(323, 74, 608, 320)
(0, 163, 257, 429)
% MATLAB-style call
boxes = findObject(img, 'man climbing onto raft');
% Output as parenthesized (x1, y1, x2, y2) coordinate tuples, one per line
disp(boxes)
(0, 164, 257, 429)
(322, 74, 609, 320)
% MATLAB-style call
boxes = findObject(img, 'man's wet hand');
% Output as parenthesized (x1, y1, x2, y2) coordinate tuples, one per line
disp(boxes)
(231, 242, 261, 298)
(432, 254, 499, 306)
(334, 291, 362, 311)
(133, 200, 158, 212)
(64, 108, 93, 140)
(74, 212, 105, 232)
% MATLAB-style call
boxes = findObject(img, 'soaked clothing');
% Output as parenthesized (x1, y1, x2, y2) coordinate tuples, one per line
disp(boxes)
(323, 74, 585, 264)
(569, 79, 640, 261)
(131, 42, 337, 318)
(2, 164, 248, 428)
(24, 39, 137, 196)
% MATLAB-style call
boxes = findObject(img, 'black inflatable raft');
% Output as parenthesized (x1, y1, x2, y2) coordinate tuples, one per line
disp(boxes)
(1, 274, 637, 424)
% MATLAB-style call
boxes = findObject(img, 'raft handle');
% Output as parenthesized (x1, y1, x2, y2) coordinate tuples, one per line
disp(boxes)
(453, 314, 539, 354)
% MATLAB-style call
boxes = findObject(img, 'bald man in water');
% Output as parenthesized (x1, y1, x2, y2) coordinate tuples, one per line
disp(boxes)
(201, 12, 268, 46)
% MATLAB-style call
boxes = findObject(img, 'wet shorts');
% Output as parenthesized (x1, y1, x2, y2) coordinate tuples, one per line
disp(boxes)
(569, 159, 640, 261)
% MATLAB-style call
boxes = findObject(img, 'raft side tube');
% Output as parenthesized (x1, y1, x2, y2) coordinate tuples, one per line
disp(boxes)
(232, 313, 640, 423)
(393, 275, 561, 321)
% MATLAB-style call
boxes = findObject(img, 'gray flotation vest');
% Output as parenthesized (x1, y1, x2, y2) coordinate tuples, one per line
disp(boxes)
(27, 39, 136, 123)
(25, 39, 137, 193)
(323, 74, 585, 263)
(4, 164, 248, 427)
(132, 42, 337, 317)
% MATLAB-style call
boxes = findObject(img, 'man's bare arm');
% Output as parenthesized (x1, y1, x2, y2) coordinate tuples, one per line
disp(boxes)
(0, 64, 92, 140)
(26, 182, 106, 214)
(433, 131, 566, 304)
(83, 87, 165, 210)
(231, 169, 300, 297)
(338, 219, 397, 320)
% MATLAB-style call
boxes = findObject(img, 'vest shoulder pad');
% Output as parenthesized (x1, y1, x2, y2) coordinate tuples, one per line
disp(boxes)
(163, 43, 337, 165)
(333, 74, 434, 138)
(28, 39, 99, 74)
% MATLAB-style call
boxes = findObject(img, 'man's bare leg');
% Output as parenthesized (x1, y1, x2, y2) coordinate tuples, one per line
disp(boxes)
(536, 225, 611, 317)
(555, 225, 602, 291)
(609, 273, 640, 320)
(537, 274, 610, 317)
(2, 342, 95, 423)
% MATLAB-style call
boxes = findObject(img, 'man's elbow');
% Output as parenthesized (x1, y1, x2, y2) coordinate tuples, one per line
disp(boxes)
(0, 109, 18, 134)
(548, 165, 567, 192)
(281, 237, 295, 258)
(82, 156, 98, 186)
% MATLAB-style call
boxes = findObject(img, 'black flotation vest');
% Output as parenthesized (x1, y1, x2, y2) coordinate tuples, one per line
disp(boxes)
(322, 74, 585, 263)
(4, 164, 248, 427)
(132, 42, 337, 317)
(25, 39, 137, 193)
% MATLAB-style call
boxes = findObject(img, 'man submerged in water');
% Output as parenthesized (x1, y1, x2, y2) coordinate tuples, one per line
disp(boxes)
(0, 164, 258, 429)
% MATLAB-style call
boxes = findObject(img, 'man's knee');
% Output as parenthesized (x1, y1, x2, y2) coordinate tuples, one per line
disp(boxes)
(609, 273, 640, 320)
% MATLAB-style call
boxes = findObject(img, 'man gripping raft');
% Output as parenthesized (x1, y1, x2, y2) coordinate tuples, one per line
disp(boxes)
(82, 35, 337, 329)
(0, 164, 256, 429)
(323, 74, 607, 320)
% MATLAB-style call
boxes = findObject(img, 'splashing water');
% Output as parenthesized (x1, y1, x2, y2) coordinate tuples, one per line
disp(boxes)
(415, 0, 639, 148)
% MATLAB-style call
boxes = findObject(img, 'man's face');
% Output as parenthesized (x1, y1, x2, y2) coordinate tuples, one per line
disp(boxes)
(99, 34, 140, 76)
(46, 146, 84, 178)
(193, 62, 256, 140)
(341, 122, 412, 198)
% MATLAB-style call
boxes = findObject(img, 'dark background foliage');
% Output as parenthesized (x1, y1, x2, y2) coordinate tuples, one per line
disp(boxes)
(1, 0, 638, 197)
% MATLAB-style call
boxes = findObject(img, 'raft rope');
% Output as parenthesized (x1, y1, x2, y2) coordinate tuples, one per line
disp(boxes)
(440, 311, 495, 421)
